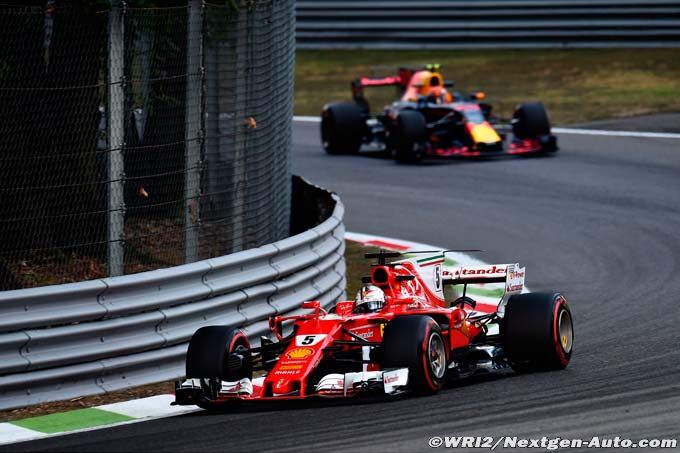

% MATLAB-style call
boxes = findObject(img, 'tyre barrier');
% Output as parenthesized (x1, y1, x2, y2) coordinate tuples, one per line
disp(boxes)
(0, 177, 346, 410)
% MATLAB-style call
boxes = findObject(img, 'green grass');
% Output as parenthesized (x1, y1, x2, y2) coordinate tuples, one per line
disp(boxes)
(295, 49, 680, 124)
(11, 408, 133, 434)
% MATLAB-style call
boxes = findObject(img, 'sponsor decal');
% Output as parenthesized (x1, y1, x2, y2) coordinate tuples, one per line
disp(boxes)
(505, 264, 525, 292)
(382, 368, 409, 393)
(350, 327, 375, 340)
(295, 334, 327, 347)
(286, 347, 314, 359)
(384, 375, 400, 384)
(278, 359, 307, 365)
(508, 269, 525, 279)
(279, 364, 302, 371)
(460, 265, 506, 276)
(334, 301, 355, 316)
(274, 370, 298, 375)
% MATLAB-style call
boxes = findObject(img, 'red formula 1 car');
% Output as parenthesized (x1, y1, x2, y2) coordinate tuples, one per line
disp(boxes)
(320, 65, 558, 163)
(174, 251, 573, 409)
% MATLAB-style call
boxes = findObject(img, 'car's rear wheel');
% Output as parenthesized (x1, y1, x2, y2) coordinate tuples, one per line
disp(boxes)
(501, 292, 573, 373)
(512, 102, 551, 139)
(381, 315, 447, 394)
(392, 110, 427, 164)
(321, 102, 364, 155)
(186, 326, 252, 410)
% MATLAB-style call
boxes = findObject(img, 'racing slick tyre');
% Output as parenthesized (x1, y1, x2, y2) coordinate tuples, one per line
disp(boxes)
(321, 102, 364, 155)
(381, 315, 447, 394)
(512, 102, 551, 139)
(501, 292, 573, 373)
(392, 110, 427, 164)
(186, 326, 252, 411)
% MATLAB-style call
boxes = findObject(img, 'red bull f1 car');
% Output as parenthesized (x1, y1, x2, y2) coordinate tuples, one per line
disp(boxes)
(174, 251, 574, 409)
(320, 64, 558, 163)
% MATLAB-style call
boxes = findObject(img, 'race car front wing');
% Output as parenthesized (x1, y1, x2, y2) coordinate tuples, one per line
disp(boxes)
(173, 368, 410, 405)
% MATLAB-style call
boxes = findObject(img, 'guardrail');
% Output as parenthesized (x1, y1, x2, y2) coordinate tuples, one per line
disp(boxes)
(0, 177, 346, 411)
(296, 0, 680, 48)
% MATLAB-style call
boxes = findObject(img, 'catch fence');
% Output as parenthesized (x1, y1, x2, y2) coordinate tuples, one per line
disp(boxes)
(0, 0, 295, 290)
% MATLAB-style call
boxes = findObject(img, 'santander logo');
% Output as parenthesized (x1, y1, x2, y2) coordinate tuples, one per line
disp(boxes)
(384, 375, 400, 384)
(459, 265, 506, 276)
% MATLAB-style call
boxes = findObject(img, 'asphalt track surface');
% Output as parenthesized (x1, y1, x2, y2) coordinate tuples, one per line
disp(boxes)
(7, 119, 680, 452)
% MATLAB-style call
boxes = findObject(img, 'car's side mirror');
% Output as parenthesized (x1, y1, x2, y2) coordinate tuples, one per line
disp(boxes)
(302, 301, 320, 310)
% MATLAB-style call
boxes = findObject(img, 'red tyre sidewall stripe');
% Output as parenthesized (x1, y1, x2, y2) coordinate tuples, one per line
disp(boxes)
(552, 296, 570, 366)
(229, 331, 249, 352)
(420, 322, 441, 391)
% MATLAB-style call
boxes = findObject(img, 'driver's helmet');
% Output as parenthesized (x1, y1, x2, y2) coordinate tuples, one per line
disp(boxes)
(354, 285, 386, 313)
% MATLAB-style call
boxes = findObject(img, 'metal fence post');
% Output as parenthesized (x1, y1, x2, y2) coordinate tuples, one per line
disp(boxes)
(107, 0, 125, 277)
(230, 0, 248, 253)
(185, 0, 204, 264)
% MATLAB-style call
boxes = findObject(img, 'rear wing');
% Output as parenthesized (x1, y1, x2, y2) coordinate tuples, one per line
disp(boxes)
(351, 72, 410, 103)
(443, 263, 526, 311)
(443, 264, 509, 285)
(352, 67, 415, 89)
(351, 65, 454, 105)
(354, 75, 404, 89)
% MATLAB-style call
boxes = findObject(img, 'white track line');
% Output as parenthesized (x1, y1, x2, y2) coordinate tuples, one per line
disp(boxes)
(293, 116, 680, 139)
(0, 395, 199, 447)
(294, 115, 321, 123)
(0, 424, 47, 444)
(98, 395, 196, 419)
(551, 127, 680, 139)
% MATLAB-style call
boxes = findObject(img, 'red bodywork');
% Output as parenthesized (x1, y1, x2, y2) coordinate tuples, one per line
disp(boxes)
(214, 261, 490, 401)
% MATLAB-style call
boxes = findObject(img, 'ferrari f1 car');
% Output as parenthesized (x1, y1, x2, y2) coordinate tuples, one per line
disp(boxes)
(174, 251, 573, 408)
(320, 64, 558, 163)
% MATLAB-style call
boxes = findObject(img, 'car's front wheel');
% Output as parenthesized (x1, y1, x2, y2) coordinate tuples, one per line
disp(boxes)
(391, 110, 427, 164)
(186, 326, 252, 410)
(381, 315, 447, 394)
(320, 102, 364, 154)
(512, 102, 551, 139)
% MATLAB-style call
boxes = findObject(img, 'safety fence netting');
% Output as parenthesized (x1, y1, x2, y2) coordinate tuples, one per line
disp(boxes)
(0, 0, 294, 290)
